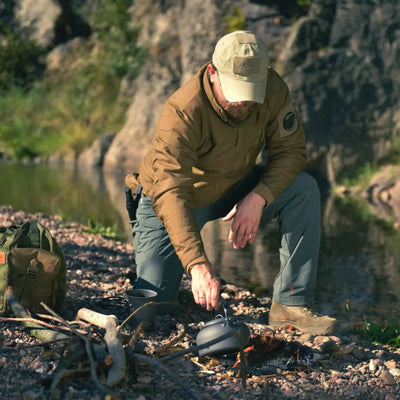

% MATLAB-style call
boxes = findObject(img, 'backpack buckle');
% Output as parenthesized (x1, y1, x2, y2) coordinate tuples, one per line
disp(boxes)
(26, 259, 39, 279)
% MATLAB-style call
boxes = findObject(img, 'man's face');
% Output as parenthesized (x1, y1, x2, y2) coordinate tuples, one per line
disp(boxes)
(210, 71, 256, 122)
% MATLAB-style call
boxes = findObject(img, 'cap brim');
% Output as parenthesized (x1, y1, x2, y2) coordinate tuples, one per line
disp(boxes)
(218, 73, 267, 104)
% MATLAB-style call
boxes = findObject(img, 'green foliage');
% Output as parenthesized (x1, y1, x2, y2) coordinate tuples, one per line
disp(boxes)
(223, 8, 247, 32)
(90, 0, 148, 79)
(84, 217, 120, 240)
(0, 86, 63, 158)
(339, 162, 379, 189)
(297, 0, 312, 9)
(354, 320, 400, 348)
(0, 29, 45, 91)
(0, 0, 148, 160)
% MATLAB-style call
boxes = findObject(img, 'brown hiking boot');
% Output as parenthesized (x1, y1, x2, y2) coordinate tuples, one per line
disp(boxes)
(269, 302, 336, 335)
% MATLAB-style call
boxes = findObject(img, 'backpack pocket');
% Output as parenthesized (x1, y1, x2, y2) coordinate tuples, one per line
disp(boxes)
(9, 247, 61, 313)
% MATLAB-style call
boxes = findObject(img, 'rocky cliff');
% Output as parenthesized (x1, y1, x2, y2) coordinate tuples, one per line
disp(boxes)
(277, 0, 400, 185)
(4, 0, 400, 186)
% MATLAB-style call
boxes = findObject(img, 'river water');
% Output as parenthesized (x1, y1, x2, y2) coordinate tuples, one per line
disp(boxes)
(1, 162, 399, 327)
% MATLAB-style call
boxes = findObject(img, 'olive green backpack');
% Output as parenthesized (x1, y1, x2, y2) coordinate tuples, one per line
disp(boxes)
(0, 220, 66, 314)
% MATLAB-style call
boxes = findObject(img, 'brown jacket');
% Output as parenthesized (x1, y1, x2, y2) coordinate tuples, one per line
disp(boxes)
(139, 63, 307, 272)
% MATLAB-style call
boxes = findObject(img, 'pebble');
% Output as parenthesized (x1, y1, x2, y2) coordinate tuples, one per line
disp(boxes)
(385, 360, 397, 369)
(369, 359, 382, 372)
(380, 370, 396, 386)
(352, 348, 366, 360)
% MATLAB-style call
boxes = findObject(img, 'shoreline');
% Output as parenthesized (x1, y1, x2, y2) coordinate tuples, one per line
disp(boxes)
(0, 205, 399, 399)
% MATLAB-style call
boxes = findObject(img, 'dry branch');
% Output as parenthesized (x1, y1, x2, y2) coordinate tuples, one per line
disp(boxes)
(76, 308, 126, 387)
(40, 302, 114, 396)
(0, 316, 87, 335)
(154, 323, 186, 356)
(118, 300, 177, 331)
(5, 288, 70, 342)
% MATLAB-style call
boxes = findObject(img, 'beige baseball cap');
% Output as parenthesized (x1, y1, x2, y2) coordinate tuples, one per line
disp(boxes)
(212, 31, 269, 104)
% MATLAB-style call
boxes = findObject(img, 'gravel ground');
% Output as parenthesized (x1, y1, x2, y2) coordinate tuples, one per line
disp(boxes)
(0, 205, 399, 400)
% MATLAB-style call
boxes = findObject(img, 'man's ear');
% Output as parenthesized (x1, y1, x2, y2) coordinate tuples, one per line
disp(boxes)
(207, 64, 218, 82)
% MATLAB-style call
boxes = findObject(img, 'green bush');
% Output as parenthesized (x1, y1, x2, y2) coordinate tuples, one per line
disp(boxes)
(0, 29, 45, 92)
(354, 319, 400, 348)
(0, 86, 63, 158)
(90, 0, 148, 79)
(223, 8, 247, 32)
(0, 0, 148, 160)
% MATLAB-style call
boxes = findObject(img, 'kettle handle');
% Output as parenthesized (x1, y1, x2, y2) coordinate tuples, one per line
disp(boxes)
(213, 298, 229, 323)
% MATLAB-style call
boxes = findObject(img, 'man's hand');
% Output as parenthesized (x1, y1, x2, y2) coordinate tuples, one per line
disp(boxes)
(222, 192, 266, 249)
(190, 263, 220, 311)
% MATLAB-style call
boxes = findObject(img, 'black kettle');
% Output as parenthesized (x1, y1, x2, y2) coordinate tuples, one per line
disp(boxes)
(196, 300, 250, 357)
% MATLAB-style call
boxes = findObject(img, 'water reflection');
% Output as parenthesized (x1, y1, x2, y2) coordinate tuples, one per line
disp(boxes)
(0, 163, 129, 238)
(201, 194, 400, 327)
(1, 162, 399, 326)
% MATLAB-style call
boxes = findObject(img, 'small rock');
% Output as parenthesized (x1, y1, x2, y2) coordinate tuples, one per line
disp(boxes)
(369, 359, 381, 372)
(313, 336, 330, 347)
(380, 370, 396, 386)
(297, 371, 308, 379)
(385, 360, 397, 369)
(352, 348, 365, 360)
(389, 368, 400, 377)
(137, 376, 152, 384)
(310, 371, 319, 380)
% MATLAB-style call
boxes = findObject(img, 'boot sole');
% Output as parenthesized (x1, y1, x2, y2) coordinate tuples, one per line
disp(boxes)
(269, 318, 334, 335)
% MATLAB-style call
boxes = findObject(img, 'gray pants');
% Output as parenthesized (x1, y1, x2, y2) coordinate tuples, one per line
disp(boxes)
(132, 167, 321, 314)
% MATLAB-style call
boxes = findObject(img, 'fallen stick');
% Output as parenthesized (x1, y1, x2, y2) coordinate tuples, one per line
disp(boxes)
(154, 323, 186, 356)
(118, 301, 177, 332)
(40, 302, 115, 396)
(127, 324, 142, 350)
(5, 288, 70, 342)
(0, 316, 87, 335)
(0, 338, 69, 352)
(76, 307, 126, 387)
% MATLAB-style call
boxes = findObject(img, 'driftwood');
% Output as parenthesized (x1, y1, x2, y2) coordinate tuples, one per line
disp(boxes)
(4, 293, 249, 398)
(76, 308, 126, 387)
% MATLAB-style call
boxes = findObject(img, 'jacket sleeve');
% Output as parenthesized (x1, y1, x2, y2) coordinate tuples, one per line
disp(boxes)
(252, 73, 308, 205)
(149, 102, 210, 272)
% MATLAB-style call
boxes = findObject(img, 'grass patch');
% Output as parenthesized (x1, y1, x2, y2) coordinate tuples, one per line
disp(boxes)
(354, 319, 400, 348)
(84, 217, 120, 240)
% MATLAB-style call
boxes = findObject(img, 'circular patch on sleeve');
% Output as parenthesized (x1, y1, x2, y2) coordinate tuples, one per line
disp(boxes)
(283, 111, 296, 131)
